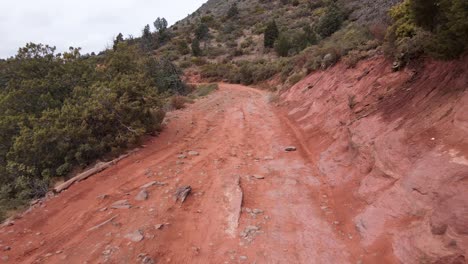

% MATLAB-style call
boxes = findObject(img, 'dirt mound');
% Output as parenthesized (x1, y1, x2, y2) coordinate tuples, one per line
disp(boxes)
(280, 56, 468, 263)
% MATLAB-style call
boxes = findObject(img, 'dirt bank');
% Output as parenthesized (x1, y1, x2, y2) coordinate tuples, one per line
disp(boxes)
(280, 56, 468, 264)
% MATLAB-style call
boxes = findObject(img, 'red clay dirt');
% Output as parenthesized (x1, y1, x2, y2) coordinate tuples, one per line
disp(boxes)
(0, 55, 467, 264)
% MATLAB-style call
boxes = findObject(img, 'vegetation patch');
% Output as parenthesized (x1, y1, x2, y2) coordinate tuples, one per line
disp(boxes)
(193, 83, 219, 97)
(0, 42, 186, 221)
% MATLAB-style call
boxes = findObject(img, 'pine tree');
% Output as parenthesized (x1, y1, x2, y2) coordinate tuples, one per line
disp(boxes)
(227, 3, 239, 19)
(315, 2, 344, 38)
(141, 24, 154, 51)
(113, 33, 124, 51)
(264, 20, 279, 48)
(195, 23, 209, 40)
(274, 34, 291, 57)
(410, 0, 439, 30)
(191, 38, 202, 56)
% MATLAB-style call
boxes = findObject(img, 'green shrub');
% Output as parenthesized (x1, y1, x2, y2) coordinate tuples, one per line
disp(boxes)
(387, 0, 468, 60)
(0, 42, 183, 218)
(315, 2, 345, 38)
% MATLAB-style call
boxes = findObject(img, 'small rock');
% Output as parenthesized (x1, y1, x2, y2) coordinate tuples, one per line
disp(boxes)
(99, 207, 108, 212)
(240, 225, 260, 242)
(176, 160, 184, 165)
(174, 186, 192, 203)
(192, 247, 200, 255)
(138, 253, 155, 264)
(125, 230, 144, 242)
(252, 175, 264, 180)
(111, 200, 132, 209)
(97, 194, 109, 200)
(284, 146, 297, 152)
(188, 151, 199, 156)
(141, 181, 166, 189)
(44, 253, 53, 257)
(333, 221, 340, 225)
(2, 246, 10, 252)
(178, 155, 187, 159)
(264, 156, 274, 160)
(155, 224, 164, 230)
(239, 256, 248, 261)
(56, 250, 63, 254)
(252, 209, 263, 214)
(135, 190, 149, 201)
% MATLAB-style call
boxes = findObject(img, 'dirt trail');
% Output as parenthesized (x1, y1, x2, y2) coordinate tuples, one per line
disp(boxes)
(0, 84, 371, 264)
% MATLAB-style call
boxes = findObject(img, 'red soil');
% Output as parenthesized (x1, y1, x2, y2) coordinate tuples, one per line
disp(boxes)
(0, 55, 466, 264)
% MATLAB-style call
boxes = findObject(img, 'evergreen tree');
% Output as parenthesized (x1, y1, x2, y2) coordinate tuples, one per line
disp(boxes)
(191, 38, 202, 56)
(113, 33, 124, 51)
(264, 20, 279, 48)
(226, 3, 239, 19)
(154, 17, 168, 33)
(141, 24, 154, 51)
(315, 3, 344, 38)
(195, 23, 209, 40)
(154, 17, 169, 43)
(274, 34, 291, 57)
(409, 0, 439, 30)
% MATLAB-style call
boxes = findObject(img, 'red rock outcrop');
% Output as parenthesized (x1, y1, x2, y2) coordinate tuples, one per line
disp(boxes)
(280, 56, 468, 263)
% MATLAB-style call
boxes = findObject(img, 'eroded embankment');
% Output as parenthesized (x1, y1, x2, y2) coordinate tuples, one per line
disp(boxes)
(280, 56, 468, 264)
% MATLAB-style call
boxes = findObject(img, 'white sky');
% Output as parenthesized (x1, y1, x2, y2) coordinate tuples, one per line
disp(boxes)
(0, 0, 207, 58)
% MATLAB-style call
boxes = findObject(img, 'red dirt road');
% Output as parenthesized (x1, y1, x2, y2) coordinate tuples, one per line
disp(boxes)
(0, 84, 372, 264)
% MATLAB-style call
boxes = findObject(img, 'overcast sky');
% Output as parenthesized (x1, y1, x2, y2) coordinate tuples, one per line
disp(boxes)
(0, 0, 207, 58)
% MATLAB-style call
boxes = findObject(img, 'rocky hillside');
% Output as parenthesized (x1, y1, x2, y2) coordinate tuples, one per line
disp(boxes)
(149, 0, 466, 94)
(161, 0, 399, 78)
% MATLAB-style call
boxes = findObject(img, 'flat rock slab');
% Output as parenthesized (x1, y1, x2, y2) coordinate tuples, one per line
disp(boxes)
(125, 230, 144, 242)
(111, 200, 131, 209)
(224, 175, 243, 237)
(140, 181, 166, 189)
(188, 151, 199, 156)
(135, 190, 149, 201)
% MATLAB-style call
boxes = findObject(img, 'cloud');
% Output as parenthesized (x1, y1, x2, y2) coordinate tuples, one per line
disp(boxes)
(0, 0, 206, 58)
